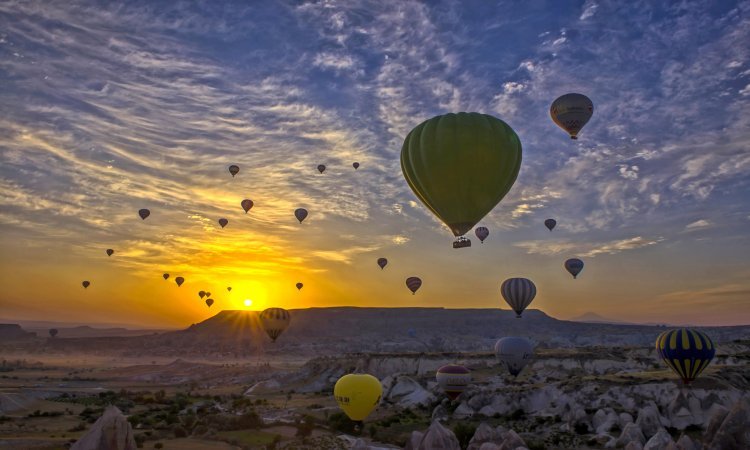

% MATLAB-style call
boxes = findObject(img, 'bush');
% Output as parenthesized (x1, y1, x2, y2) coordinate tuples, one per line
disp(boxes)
(328, 412, 359, 434)
(453, 422, 477, 449)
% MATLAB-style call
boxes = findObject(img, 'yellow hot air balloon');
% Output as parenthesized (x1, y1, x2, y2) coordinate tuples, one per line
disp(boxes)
(334, 374, 382, 422)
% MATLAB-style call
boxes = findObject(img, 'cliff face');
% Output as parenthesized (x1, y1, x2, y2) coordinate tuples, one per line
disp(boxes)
(0, 324, 36, 340)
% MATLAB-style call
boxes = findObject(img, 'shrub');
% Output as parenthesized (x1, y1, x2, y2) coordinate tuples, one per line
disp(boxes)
(453, 422, 477, 449)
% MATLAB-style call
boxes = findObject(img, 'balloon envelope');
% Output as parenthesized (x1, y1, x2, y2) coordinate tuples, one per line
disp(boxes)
(565, 258, 584, 279)
(294, 208, 308, 223)
(49, 328, 58, 338)
(317, 164, 326, 174)
(206, 291, 211, 298)
(227, 287, 232, 292)
(656, 329, 715, 384)
(175, 277, 184, 287)
(218, 218, 228, 228)
(377, 258, 388, 270)
(82, 281, 90, 288)
(241, 199, 254, 213)
(163, 273, 169, 280)
(550, 93, 593, 139)
(353, 162, 360, 170)
(334, 374, 382, 421)
(436, 365, 471, 400)
(501, 278, 536, 318)
(228, 164, 240, 177)
(106, 249, 114, 256)
(296, 282, 303, 290)
(138, 208, 150, 220)
(259, 308, 291, 342)
(544, 219, 557, 231)
(401, 112, 522, 237)
(474, 226, 489, 243)
(405, 277, 422, 295)
(495, 337, 534, 377)
(198, 291, 205, 299)
(205, 298, 214, 307)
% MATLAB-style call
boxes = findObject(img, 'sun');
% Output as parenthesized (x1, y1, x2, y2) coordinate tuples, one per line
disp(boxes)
(244, 299, 253, 307)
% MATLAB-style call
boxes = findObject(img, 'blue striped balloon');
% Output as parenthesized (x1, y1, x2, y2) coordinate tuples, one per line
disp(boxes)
(656, 328, 715, 385)
(501, 278, 536, 318)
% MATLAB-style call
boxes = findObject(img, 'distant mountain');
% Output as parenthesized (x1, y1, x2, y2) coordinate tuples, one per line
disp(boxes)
(570, 312, 633, 325)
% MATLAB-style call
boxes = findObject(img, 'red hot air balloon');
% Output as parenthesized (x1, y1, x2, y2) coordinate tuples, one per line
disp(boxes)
(205, 298, 214, 307)
(353, 162, 360, 170)
(241, 199, 254, 213)
(228, 165, 240, 177)
(218, 218, 228, 228)
(317, 164, 326, 174)
(106, 249, 114, 256)
(82, 280, 90, 289)
(296, 282, 303, 291)
(377, 258, 388, 270)
(405, 277, 422, 295)
(138, 209, 150, 220)
(175, 277, 184, 287)
(294, 208, 308, 223)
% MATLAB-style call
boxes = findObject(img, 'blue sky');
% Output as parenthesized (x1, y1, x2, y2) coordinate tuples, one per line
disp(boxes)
(0, 1, 748, 327)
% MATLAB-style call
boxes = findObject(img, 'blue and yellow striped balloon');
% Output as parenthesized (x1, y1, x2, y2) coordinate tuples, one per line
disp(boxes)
(655, 328, 715, 385)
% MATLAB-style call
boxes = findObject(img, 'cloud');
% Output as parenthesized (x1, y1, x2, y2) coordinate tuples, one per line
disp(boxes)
(684, 219, 711, 231)
(515, 236, 664, 257)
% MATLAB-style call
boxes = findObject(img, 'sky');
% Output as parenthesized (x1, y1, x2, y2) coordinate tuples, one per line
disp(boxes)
(1, 0, 749, 328)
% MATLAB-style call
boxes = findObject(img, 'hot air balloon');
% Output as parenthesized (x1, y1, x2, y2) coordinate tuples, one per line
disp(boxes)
(259, 308, 291, 343)
(49, 328, 58, 338)
(138, 208, 150, 220)
(436, 365, 471, 400)
(377, 258, 388, 270)
(317, 164, 326, 174)
(227, 287, 232, 292)
(295, 282, 303, 291)
(241, 199, 254, 213)
(495, 337, 534, 377)
(218, 218, 228, 228)
(163, 273, 169, 280)
(353, 162, 360, 170)
(405, 277, 422, 295)
(198, 291, 205, 299)
(401, 112, 522, 238)
(334, 374, 382, 422)
(544, 219, 557, 231)
(82, 280, 90, 289)
(206, 291, 211, 298)
(228, 164, 240, 177)
(106, 249, 114, 256)
(205, 298, 214, 308)
(475, 227, 489, 243)
(550, 93, 594, 139)
(564, 258, 584, 279)
(175, 277, 184, 287)
(656, 329, 715, 385)
(294, 208, 308, 223)
(501, 278, 536, 318)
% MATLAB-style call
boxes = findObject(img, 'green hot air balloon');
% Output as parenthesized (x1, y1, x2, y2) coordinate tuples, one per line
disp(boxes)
(401, 112, 522, 237)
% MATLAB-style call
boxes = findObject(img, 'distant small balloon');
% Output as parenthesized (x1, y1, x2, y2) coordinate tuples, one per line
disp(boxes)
(227, 287, 232, 292)
(241, 199, 254, 213)
(205, 298, 214, 307)
(228, 165, 240, 177)
(405, 277, 422, 295)
(260, 307, 291, 342)
(163, 273, 170, 280)
(565, 258, 584, 279)
(550, 93, 594, 139)
(353, 162, 360, 170)
(199, 291, 205, 299)
(377, 257, 388, 270)
(317, 164, 326, 174)
(294, 208, 308, 223)
(82, 280, 90, 289)
(106, 249, 114, 256)
(436, 365, 471, 400)
(138, 208, 150, 220)
(218, 218, 228, 228)
(296, 282, 303, 291)
(475, 226, 489, 243)
(206, 291, 211, 298)
(49, 328, 58, 338)
(544, 219, 557, 231)
(501, 278, 536, 318)
(175, 277, 184, 287)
